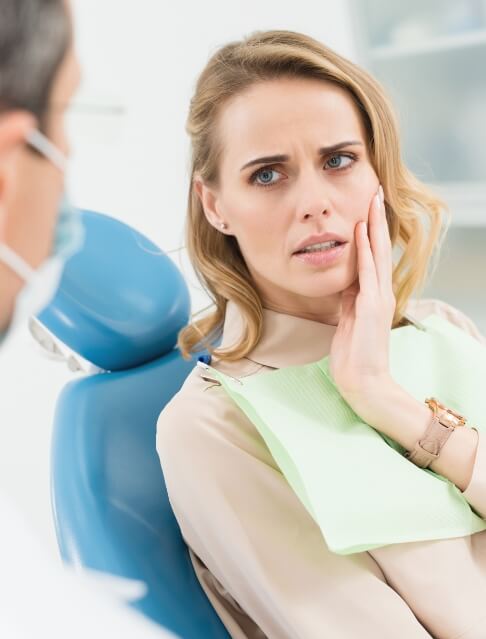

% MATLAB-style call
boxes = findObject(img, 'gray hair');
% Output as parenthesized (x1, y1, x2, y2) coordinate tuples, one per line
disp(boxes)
(0, 0, 70, 128)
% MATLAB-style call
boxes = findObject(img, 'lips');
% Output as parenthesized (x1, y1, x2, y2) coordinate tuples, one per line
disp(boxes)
(292, 233, 348, 254)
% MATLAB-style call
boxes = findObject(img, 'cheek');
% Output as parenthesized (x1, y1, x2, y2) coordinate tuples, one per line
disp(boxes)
(229, 201, 284, 251)
(240, 219, 276, 269)
(345, 176, 378, 224)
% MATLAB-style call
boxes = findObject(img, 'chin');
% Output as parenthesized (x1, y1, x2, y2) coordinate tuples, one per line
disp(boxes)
(286, 276, 347, 299)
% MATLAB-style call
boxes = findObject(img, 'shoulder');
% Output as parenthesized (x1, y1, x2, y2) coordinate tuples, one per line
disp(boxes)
(156, 358, 277, 474)
(406, 297, 486, 345)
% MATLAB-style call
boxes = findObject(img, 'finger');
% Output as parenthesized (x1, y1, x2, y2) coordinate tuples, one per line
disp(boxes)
(380, 186, 393, 280)
(369, 188, 384, 277)
(369, 185, 393, 294)
(356, 218, 378, 300)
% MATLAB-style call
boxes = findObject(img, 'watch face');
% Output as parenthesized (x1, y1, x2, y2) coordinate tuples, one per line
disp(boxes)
(427, 398, 466, 426)
(439, 412, 460, 429)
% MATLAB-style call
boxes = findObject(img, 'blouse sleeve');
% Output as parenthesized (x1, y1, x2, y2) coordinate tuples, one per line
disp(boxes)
(422, 299, 486, 519)
(156, 370, 433, 639)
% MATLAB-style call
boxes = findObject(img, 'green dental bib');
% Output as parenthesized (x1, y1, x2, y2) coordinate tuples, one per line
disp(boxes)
(203, 313, 486, 555)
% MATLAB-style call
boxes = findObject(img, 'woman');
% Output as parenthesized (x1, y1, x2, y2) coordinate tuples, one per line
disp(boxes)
(157, 30, 486, 638)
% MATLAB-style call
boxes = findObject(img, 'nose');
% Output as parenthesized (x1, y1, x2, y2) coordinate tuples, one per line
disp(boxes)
(294, 168, 333, 222)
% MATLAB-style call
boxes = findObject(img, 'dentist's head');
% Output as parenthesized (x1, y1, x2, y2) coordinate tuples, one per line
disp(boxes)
(0, 0, 83, 345)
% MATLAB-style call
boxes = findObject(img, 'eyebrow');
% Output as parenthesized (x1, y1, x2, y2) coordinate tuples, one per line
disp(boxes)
(240, 140, 364, 171)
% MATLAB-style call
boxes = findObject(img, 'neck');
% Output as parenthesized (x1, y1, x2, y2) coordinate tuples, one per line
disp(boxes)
(262, 300, 342, 326)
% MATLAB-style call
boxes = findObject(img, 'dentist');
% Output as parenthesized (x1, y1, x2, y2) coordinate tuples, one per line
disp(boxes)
(0, 1, 176, 636)
(0, 0, 82, 341)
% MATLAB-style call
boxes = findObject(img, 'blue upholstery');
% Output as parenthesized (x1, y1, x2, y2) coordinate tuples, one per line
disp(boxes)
(37, 210, 190, 371)
(39, 210, 230, 638)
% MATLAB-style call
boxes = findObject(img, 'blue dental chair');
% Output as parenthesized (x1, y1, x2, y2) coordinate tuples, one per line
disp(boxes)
(34, 210, 230, 638)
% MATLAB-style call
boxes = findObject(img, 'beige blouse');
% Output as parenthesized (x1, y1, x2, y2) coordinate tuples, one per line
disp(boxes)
(156, 297, 486, 639)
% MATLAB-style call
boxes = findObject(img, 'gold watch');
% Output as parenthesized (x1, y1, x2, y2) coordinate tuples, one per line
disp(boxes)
(404, 397, 467, 468)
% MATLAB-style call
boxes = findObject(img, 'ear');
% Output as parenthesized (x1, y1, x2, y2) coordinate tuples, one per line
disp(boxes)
(0, 111, 37, 243)
(193, 175, 228, 232)
(0, 111, 36, 158)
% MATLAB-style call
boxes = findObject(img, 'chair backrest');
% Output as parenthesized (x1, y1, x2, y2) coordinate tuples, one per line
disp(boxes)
(37, 210, 230, 638)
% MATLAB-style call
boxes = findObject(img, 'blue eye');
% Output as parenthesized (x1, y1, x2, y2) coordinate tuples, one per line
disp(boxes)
(249, 152, 358, 189)
(251, 167, 276, 186)
(328, 153, 353, 169)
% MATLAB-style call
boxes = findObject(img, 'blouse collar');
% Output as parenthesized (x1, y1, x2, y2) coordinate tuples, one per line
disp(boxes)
(218, 298, 422, 369)
(218, 298, 335, 369)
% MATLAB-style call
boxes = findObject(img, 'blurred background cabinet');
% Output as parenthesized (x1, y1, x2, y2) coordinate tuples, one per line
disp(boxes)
(350, 0, 486, 331)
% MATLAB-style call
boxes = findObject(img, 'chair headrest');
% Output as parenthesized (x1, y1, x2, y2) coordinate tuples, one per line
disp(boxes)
(35, 210, 190, 372)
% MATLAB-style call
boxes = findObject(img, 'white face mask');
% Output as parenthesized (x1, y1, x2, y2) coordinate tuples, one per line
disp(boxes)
(0, 129, 85, 347)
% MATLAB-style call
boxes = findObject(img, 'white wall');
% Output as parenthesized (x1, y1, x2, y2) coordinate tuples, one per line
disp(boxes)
(0, 0, 356, 559)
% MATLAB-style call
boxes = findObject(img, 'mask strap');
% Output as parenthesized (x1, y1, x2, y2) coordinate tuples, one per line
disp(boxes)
(25, 129, 67, 173)
(0, 243, 35, 282)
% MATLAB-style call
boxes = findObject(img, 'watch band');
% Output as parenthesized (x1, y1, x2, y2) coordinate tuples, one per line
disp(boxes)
(404, 397, 467, 469)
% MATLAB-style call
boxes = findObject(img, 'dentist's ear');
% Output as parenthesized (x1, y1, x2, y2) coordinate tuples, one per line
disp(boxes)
(0, 111, 36, 243)
(0, 111, 36, 158)
(193, 174, 228, 232)
(0, 201, 5, 244)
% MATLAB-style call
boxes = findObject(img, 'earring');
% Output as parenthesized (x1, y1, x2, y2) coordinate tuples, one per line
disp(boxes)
(220, 222, 227, 230)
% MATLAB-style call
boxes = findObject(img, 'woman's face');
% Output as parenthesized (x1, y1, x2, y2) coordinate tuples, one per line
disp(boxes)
(197, 77, 381, 324)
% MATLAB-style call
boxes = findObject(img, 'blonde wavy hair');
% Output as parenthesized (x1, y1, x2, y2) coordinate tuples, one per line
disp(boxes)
(177, 29, 451, 363)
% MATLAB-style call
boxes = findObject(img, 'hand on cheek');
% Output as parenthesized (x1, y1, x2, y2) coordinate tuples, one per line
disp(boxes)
(328, 183, 396, 403)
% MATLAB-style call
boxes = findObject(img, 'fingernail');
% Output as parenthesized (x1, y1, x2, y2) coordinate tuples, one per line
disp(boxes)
(374, 191, 381, 210)
(379, 184, 384, 203)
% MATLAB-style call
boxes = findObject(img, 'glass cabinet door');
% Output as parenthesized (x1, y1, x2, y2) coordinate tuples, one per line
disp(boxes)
(350, 0, 486, 227)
